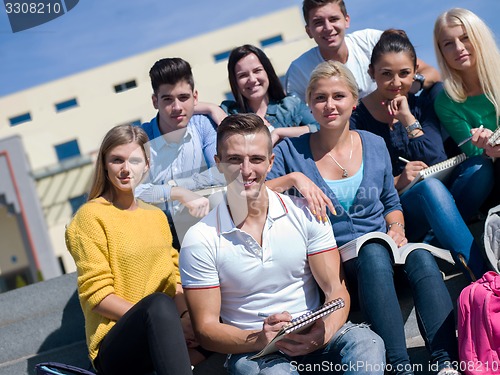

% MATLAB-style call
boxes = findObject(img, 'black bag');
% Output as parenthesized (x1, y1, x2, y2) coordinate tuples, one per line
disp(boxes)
(35, 362, 96, 375)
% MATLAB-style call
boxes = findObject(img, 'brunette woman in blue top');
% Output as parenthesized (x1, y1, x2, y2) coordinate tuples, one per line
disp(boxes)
(266, 60, 459, 375)
(349, 29, 487, 280)
(220, 44, 319, 145)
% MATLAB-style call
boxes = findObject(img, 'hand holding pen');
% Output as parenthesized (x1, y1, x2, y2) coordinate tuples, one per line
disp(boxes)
(457, 125, 487, 147)
(396, 157, 428, 191)
(471, 125, 494, 149)
(258, 311, 292, 346)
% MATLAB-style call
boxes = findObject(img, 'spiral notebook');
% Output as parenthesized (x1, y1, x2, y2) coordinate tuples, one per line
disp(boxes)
(487, 127, 500, 147)
(250, 298, 345, 359)
(398, 153, 467, 195)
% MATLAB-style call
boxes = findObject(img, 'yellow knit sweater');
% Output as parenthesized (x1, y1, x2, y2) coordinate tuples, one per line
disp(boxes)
(65, 197, 180, 362)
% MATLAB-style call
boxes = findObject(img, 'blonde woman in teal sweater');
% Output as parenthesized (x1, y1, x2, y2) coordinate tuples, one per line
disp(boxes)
(66, 124, 194, 374)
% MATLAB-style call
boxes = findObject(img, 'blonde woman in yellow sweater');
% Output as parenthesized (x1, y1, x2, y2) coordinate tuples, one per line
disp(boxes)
(65, 124, 193, 375)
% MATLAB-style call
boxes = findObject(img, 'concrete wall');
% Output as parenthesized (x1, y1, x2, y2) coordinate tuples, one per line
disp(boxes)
(0, 136, 61, 281)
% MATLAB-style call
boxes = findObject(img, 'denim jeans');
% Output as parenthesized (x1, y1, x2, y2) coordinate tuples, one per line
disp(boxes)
(227, 322, 385, 375)
(343, 244, 458, 375)
(447, 155, 494, 222)
(400, 177, 487, 280)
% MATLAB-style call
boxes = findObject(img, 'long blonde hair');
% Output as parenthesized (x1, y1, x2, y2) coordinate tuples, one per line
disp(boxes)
(88, 124, 150, 201)
(433, 8, 500, 119)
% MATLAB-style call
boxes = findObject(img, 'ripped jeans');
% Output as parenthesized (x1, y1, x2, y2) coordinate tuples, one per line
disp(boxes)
(226, 321, 385, 375)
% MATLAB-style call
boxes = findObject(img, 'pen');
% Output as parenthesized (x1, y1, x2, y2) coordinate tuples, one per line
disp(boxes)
(457, 125, 484, 147)
(258, 312, 270, 318)
(398, 156, 411, 164)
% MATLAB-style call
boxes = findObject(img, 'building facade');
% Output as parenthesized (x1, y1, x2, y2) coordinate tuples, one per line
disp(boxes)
(0, 6, 315, 284)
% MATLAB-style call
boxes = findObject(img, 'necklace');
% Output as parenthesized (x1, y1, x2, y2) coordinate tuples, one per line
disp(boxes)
(326, 133, 353, 178)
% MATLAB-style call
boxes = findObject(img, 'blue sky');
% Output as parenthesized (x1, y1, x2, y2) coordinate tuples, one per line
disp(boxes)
(1, 0, 499, 97)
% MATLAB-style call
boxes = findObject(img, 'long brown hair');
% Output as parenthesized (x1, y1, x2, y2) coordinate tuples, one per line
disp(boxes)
(88, 124, 150, 201)
(227, 44, 285, 112)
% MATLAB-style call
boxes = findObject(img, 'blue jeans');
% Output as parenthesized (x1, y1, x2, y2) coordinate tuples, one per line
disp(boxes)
(447, 155, 494, 222)
(343, 244, 458, 375)
(400, 177, 487, 280)
(227, 322, 385, 375)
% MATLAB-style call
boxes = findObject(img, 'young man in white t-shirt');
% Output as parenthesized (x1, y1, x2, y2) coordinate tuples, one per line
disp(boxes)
(286, 0, 440, 101)
(180, 113, 385, 375)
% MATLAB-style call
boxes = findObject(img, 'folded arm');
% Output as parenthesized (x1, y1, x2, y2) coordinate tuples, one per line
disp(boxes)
(93, 294, 133, 321)
(266, 172, 336, 221)
(184, 287, 289, 354)
(194, 102, 227, 125)
(416, 58, 441, 90)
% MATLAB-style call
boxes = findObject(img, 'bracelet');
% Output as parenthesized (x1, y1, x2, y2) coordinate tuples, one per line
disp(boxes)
(387, 221, 405, 233)
(180, 309, 189, 318)
(408, 128, 423, 138)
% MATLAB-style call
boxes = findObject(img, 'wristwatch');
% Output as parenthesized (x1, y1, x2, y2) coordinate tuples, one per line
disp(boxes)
(405, 120, 423, 138)
(413, 73, 425, 91)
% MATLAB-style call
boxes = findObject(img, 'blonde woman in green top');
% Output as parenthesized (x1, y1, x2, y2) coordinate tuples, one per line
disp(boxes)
(434, 8, 500, 158)
(433, 8, 499, 216)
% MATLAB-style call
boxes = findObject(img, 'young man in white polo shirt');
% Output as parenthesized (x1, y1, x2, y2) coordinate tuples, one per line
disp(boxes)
(285, 0, 440, 101)
(180, 113, 385, 375)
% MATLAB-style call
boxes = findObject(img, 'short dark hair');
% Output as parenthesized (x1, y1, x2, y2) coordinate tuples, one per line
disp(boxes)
(216, 114, 272, 156)
(370, 29, 417, 69)
(302, 0, 347, 24)
(227, 44, 285, 112)
(149, 57, 195, 95)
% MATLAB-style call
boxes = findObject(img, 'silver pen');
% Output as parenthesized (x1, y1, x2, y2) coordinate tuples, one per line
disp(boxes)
(458, 125, 484, 147)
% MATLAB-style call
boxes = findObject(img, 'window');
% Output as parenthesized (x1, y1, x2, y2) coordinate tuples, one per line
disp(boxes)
(114, 80, 137, 93)
(69, 193, 87, 215)
(260, 34, 283, 48)
(55, 98, 78, 112)
(54, 139, 81, 161)
(9, 112, 31, 126)
(213, 50, 232, 63)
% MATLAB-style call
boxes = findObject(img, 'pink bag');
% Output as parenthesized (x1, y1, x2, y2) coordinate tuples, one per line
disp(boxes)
(457, 271, 500, 375)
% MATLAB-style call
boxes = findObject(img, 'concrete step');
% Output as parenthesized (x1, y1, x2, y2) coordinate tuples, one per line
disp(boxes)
(0, 269, 469, 375)
(0, 342, 90, 375)
(0, 273, 85, 363)
(0, 272, 91, 374)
